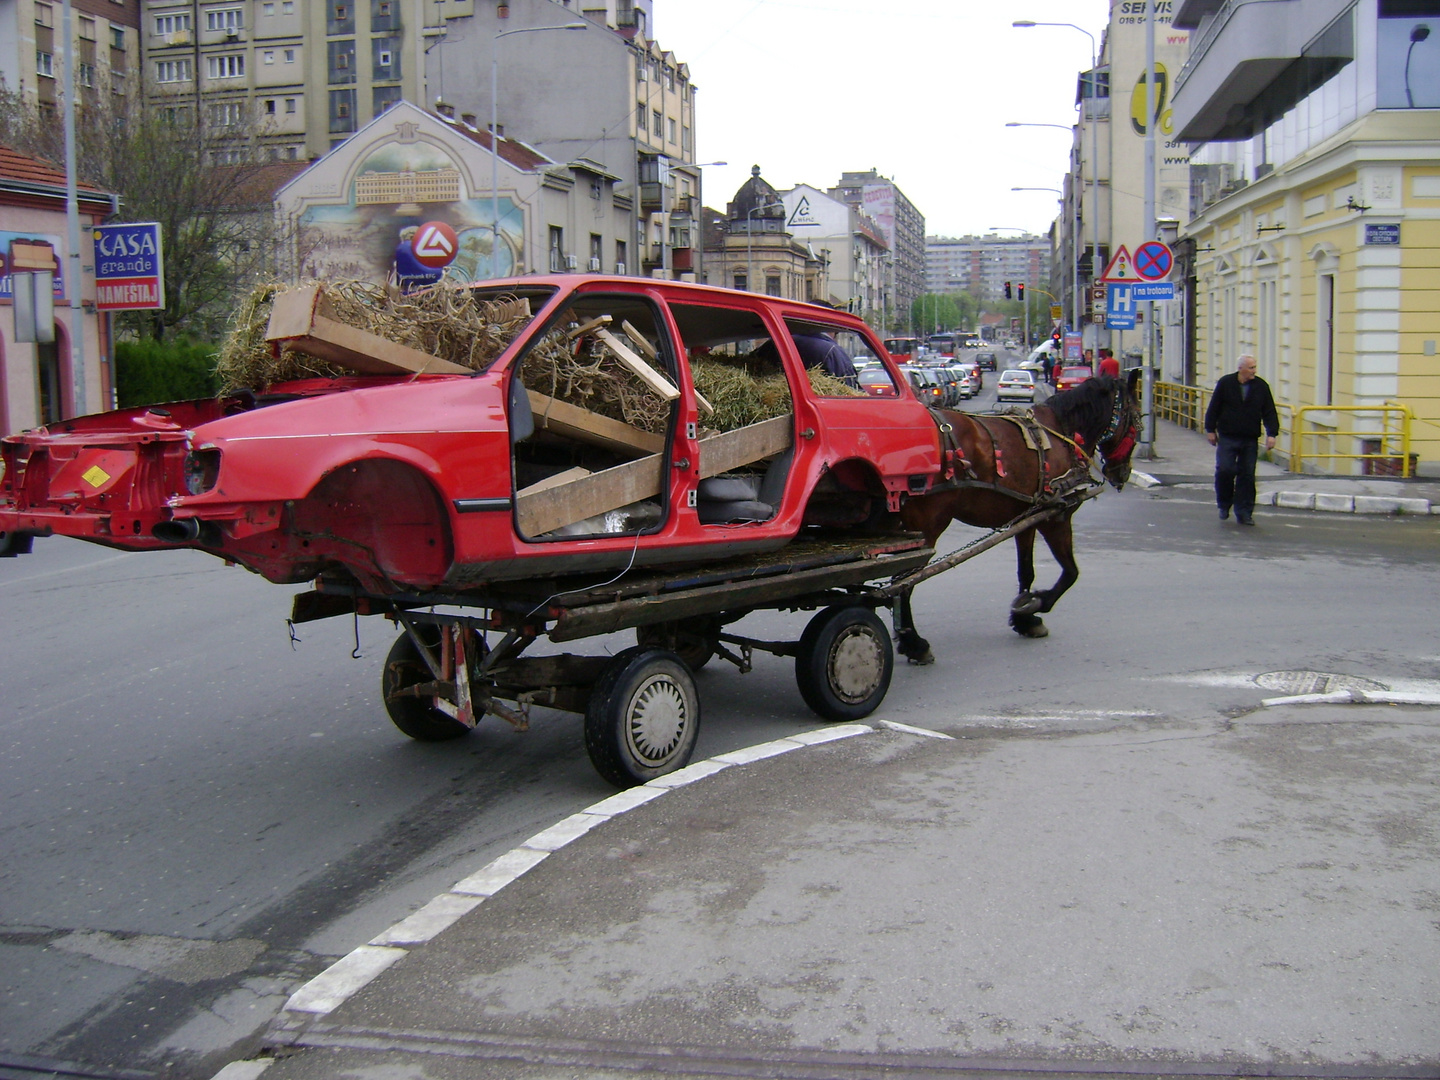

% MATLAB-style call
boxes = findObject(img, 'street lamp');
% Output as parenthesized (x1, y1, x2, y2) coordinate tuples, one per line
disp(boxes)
(745, 200, 784, 293)
(1013, 20, 1101, 345)
(492, 21, 587, 279)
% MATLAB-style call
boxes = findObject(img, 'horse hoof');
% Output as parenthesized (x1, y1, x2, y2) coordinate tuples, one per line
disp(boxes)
(1011, 594, 1043, 617)
(906, 649, 935, 666)
(1022, 623, 1049, 639)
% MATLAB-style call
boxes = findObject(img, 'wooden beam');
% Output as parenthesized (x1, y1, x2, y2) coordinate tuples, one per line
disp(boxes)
(697, 414, 793, 478)
(526, 391, 667, 458)
(516, 453, 665, 537)
(566, 314, 612, 340)
(265, 285, 471, 376)
(516, 466, 591, 498)
(594, 328, 680, 401)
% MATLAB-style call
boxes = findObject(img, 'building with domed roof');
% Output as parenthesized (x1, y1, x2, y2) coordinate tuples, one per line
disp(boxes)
(700, 166, 824, 301)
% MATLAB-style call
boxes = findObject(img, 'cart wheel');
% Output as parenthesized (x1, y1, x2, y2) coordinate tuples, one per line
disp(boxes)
(795, 605, 893, 722)
(635, 619, 717, 671)
(382, 630, 471, 742)
(585, 646, 700, 787)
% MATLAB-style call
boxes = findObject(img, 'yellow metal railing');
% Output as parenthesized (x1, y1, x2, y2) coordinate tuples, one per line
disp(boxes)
(1155, 382, 1415, 476)
(1291, 403, 1416, 477)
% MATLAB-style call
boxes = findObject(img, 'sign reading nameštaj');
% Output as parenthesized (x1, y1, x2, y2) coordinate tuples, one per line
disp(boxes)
(93, 222, 164, 310)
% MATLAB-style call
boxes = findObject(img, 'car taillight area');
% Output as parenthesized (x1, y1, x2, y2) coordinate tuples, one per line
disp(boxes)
(184, 448, 222, 495)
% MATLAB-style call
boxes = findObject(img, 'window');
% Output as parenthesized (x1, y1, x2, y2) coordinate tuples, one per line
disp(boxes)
(208, 100, 244, 126)
(156, 58, 192, 82)
(79, 16, 95, 39)
(733, 273, 747, 291)
(264, 50, 275, 63)
(328, 2, 354, 35)
(284, 48, 296, 62)
(636, 56, 645, 82)
(110, 26, 125, 49)
(206, 54, 245, 78)
(263, 2, 275, 14)
(667, 117, 676, 143)
(615, 239, 627, 273)
(36, 50, 55, 78)
(373, 84, 401, 113)
(329, 40, 356, 82)
(590, 233, 603, 270)
(35, 3, 53, 28)
(264, 98, 277, 114)
(154, 12, 190, 35)
(158, 104, 191, 124)
(328, 88, 355, 133)
(78, 62, 96, 87)
(681, 125, 691, 153)
(637, 103, 645, 130)
(549, 226, 565, 272)
(652, 109, 662, 136)
(211, 148, 245, 165)
(283, 1, 294, 11)
(373, 37, 400, 79)
(765, 275, 782, 297)
(665, 66, 675, 90)
(206, 8, 243, 32)
(285, 97, 296, 113)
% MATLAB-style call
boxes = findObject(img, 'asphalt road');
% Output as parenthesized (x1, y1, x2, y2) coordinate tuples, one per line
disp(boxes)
(3, 446, 1438, 1076)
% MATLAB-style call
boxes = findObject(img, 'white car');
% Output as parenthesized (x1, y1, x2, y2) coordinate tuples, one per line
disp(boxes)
(995, 369, 1036, 402)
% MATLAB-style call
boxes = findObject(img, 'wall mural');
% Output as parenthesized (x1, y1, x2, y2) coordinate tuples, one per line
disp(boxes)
(298, 138, 525, 285)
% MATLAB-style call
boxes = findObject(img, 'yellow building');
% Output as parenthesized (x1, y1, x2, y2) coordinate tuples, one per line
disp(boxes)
(1173, 0, 1440, 475)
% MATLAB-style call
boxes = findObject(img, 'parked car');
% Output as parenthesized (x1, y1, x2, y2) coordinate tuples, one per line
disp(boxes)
(974, 351, 998, 372)
(1056, 364, 1095, 392)
(995, 369, 1037, 402)
(2, 276, 948, 592)
(956, 360, 982, 393)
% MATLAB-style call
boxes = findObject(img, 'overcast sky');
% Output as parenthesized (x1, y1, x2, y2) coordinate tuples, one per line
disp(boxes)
(656, 0, 1110, 240)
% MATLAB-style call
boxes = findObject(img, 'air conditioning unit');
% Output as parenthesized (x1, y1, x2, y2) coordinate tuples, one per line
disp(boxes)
(587, 257, 602, 271)
(564, 254, 578, 270)
(225, 28, 240, 40)
(615, 261, 626, 275)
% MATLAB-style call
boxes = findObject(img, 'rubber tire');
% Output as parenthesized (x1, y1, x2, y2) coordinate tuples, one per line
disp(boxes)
(795, 605, 893, 722)
(381, 630, 472, 742)
(635, 619, 717, 671)
(585, 646, 700, 787)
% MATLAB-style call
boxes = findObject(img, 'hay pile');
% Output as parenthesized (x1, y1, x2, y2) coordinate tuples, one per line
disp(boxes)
(520, 325, 673, 434)
(215, 281, 533, 394)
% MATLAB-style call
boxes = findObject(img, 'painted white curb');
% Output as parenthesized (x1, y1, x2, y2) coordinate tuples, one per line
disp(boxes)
(275, 724, 878, 1023)
(1263, 689, 1440, 707)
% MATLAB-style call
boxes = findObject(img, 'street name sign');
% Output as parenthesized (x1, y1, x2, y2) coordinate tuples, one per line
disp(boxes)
(93, 222, 164, 311)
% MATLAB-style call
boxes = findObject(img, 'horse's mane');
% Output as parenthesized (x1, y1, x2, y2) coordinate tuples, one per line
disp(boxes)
(1042, 376, 1123, 446)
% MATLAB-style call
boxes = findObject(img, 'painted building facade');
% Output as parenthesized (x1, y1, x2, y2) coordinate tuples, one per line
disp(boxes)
(778, 184, 888, 321)
(274, 100, 630, 286)
(1173, 0, 1440, 474)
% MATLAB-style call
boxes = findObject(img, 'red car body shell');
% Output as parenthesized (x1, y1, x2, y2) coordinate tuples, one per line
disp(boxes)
(2, 277, 942, 596)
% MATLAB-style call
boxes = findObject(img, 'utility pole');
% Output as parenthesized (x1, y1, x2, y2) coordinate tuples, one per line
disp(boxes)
(1141, 0, 1159, 456)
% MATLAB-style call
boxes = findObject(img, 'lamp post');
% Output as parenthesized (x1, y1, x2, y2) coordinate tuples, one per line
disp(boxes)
(491, 21, 587, 279)
(745, 200, 784, 293)
(1013, 20, 1100, 348)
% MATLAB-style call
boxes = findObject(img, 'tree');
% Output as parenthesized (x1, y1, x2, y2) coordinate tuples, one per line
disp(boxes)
(0, 85, 295, 341)
(910, 293, 962, 335)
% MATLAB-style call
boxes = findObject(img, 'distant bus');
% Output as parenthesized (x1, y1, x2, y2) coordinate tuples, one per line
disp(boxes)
(926, 333, 957, 357)
(883, 337, 921, 362)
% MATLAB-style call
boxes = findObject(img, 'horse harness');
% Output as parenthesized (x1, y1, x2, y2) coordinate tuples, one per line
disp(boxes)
(927, 407, 1103, 509)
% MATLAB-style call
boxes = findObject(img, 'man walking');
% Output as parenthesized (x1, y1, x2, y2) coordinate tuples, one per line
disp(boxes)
(1204, 354, 1279, 525)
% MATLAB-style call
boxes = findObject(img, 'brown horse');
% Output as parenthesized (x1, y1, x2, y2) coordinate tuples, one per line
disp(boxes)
(894, 371, 1142, 663)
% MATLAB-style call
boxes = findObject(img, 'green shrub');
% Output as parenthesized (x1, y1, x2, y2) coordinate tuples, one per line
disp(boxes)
(114, 338, 219, 408)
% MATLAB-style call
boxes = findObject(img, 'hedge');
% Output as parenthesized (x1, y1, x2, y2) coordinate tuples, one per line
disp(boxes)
(114, 338, 219, 409)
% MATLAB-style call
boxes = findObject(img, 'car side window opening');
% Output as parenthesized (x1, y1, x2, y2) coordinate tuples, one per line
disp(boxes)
(508, 293, 676, 540)
(781, 320, 866, 395)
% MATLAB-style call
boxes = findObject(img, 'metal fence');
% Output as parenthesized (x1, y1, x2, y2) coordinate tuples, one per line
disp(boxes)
(1154, 382, 1416, 477)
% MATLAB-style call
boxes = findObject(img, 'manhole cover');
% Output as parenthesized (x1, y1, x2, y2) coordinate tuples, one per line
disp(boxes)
(1254, 670, 1389, 695)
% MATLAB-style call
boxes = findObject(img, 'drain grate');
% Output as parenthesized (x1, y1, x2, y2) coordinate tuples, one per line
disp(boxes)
(1254, 670, 1389, 695)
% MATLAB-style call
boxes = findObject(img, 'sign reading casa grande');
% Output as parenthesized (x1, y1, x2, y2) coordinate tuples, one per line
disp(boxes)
(92, 222, 165, 311)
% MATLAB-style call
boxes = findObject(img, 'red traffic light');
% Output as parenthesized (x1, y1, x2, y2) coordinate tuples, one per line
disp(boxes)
(1003, 281, 1012, 300)
(1017, 283, 1025, 301)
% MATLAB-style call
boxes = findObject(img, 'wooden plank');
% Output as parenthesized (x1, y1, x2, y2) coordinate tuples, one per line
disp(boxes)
(516, 466, 591, 498)
(566, 314, 612, 340)
(697, 414, 793, 479)
(526, 391, 666, 457)
(595, 328, 680, 401)
(516, 453, 665, 537)
(620, 320, 657, 360)
(265, 286, 471, 376)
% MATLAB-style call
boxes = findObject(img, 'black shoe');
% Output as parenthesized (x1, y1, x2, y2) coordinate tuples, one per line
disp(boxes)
(1218, 507, 1230, 520)
(1237, 515, 1254, 526)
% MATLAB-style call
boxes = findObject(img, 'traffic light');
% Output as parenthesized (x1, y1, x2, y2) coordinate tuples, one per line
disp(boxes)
(1003, 281, 1012, 300)
(1017, 283, 1025, 301)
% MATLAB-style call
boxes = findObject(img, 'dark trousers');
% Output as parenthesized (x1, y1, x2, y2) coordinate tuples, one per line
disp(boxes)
(1214, 434, 1259, 517)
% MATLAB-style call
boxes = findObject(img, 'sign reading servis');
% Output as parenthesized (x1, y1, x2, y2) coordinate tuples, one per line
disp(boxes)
(92, 222, 165, 310)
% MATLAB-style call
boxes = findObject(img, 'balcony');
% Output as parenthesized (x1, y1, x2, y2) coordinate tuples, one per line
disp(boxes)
(1171, 0, 1355, 142)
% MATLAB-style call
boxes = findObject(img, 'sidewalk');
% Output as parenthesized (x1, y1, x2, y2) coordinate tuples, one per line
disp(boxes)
(219, 717, 1440, 1078)
(1133, 418, 1440, 515)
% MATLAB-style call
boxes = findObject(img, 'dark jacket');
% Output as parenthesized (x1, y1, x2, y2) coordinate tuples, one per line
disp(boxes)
(1205, 372, 1279, 440)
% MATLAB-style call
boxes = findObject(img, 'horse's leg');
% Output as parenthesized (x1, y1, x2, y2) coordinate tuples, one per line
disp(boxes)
(1013, 515, 1081, 638)
(892, 585, 935, 666)
(1009, 527, 1048, 637)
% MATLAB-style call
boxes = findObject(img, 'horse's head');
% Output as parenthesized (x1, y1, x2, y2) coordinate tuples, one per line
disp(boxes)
(1097, 369, 1143, 489)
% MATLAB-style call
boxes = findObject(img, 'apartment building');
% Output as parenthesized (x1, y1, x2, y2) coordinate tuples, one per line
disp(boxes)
(828, 170, 925, 334)
(926, 234, 1049, 304)
(0, 0, 141, 114)
(1173, 0, 1440, 473)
